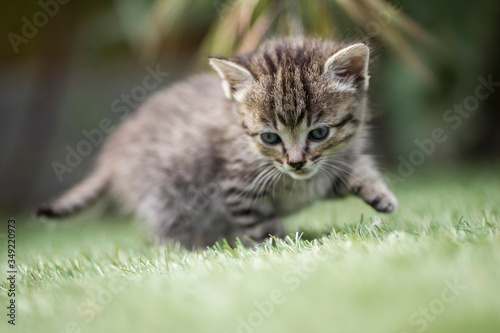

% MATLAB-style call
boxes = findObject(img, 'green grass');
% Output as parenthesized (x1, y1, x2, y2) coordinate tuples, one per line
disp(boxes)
(2, 164, 500, 333)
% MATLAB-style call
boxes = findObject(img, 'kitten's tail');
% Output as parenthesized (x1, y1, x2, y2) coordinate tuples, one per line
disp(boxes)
(36, 168, 110, 218)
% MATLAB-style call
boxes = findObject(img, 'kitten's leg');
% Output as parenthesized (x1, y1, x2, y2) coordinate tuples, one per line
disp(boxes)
(347, 156, 398, 213)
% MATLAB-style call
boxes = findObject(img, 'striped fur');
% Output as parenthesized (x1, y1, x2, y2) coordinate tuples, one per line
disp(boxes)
(37, 37, 397, 249)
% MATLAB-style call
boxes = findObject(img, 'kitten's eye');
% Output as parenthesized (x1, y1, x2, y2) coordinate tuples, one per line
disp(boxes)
(309, 127, 330, 141)
(261, 133, 281, 145)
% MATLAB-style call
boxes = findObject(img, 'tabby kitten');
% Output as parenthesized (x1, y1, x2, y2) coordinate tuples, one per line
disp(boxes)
(37, 38, 397, 249)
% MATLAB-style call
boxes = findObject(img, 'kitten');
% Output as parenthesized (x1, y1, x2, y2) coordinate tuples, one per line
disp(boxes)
(37, 37, 398, 249)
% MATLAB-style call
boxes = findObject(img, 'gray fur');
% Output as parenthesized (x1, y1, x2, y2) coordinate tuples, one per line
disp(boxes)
(37, 37, 397, 249)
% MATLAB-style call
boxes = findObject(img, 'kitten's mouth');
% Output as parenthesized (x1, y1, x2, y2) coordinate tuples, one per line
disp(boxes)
(273, 162, 317, 180)
(288, 169, 316, 180)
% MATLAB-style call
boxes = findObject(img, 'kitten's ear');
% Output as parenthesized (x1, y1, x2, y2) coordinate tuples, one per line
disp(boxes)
(209, 57, 254, 102)
(323, 43, 370, 91)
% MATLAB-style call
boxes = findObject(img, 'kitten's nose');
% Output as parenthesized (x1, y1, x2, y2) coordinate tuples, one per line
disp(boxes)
(288, 161, 305, 170)
(286, 148, 306, 170)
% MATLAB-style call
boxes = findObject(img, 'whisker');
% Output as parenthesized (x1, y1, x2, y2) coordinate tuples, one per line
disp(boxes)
(250, 168, 279, 207)
(241, 164, 275, 202)
(271, 170, 283, 197)
(250, 166, 276, 197)
(321, 164, 354, 195)
(266, 169, 281, 199)
(319, 167, 341, 195)
(324, 160, 366, 185)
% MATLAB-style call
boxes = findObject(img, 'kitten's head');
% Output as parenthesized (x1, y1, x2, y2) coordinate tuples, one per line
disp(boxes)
(209, 38, 370, 180)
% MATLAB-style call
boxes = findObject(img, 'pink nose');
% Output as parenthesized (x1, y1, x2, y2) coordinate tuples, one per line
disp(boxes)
(286, 147, 306, 169)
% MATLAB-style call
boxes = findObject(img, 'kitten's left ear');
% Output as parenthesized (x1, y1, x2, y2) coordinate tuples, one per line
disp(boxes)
(323, 43, 370, 91)
(209, 57, 254, 102)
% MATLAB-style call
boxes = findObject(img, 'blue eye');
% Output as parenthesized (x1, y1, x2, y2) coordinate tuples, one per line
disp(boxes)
(261, 133, 281, 145)
(309, 127, 329, 141)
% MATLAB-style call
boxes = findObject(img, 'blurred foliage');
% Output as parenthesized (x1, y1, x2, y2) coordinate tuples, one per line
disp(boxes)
(116, 0, 439, 83)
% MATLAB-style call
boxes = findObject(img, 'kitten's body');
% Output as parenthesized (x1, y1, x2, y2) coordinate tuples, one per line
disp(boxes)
(37, 38, 397, 249)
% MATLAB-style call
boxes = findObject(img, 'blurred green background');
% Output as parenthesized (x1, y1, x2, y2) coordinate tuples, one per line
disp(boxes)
(0, 0, 499, 211)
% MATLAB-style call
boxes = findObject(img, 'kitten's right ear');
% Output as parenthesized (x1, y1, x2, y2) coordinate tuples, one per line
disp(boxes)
(209, 57, 254, 102)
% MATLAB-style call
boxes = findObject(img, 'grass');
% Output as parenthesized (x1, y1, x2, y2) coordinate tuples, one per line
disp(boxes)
(2, 164, 500, 333)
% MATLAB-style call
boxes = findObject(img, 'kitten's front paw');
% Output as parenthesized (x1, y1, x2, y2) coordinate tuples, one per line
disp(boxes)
(353, 185, 398, 213)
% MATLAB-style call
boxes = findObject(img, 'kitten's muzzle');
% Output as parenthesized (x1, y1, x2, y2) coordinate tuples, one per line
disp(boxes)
(281, 160, 316, 180)
(288, 161, 305, 170)
(286, 166, 316, 180)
